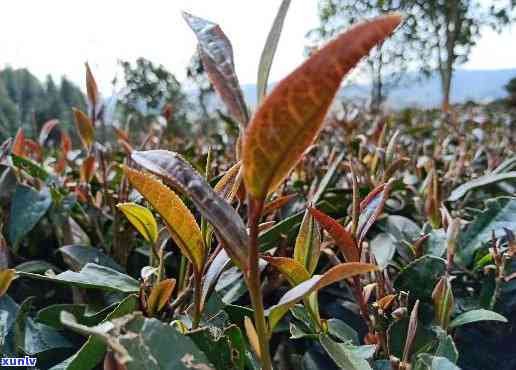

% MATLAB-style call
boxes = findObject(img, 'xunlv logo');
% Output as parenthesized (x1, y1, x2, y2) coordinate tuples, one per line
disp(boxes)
(1, 357, 37, 367)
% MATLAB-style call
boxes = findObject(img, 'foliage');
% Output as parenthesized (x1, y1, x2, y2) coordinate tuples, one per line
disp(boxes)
(1, 7, 516, 370)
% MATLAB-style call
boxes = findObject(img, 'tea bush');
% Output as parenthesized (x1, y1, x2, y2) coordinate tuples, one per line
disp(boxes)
(1, 6, 516, 370)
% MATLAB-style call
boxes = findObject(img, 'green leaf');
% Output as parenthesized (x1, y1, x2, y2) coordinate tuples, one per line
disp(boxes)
(394, 256, 446, 300)
(448, 171, 516, 201)
(59, 245, 122, 271)
(294, 210, 322, 274)
(435, 332, 458, 363)
(370, 233, 396, 269)
(319, 334, 372, 370)
(36, 302, 118, 330)
(257, 0, 291, 102)
(425, 229, 447, 257)
(9, 185, 52, 249)
(0, 295, 19, 355)
(456, 197, 516, 267)
(413, 354, 460, 370)
(11, 154, 52, 182)
(64, 295, 138, 370)
(327, 318, 359, 345)
(17, 263, 139, 293)
(449, 309, 507, 329)
(23, 318, 75, 355)
(64, 312, 215, 370)
(188, 325, 246, 370)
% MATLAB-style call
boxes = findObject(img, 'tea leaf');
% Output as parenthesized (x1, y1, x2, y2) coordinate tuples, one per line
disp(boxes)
(183, 12, 249, 126)
(262, 256, 310, 286)
(294, 210, 322, 274)
(9, 185, 52, 249)
(73, 108, 95, 151)
(456, 197, 516, 267)
(117, 202, 159, 244)
(38, 119, 59, 145)
(319, 334, 372, 370)
(448, 171, 516, 201)
(449, 309, 507, 329)
(11, 128, 26, 157)
(11, 154, 52, 182)
(17, 263, 139, 293)
(257, 0, 291, 102)
(213, 161, 242, 201)
(201, 249, 231, 310)
(267, 263, 377, 328)
(80, 155, 96, 183)
(263, 194, 296, 216)
(147, 279, 176, 315)
(124, 166, 204, 273)
(242, 14, 402, 199)
(432, 277, 454, 329)
(309, 207, 359, 263)
(130, 150, 249, 269)
(85, 62, 99, 109)
(0, 269, 15, 296)
(357, 182, 392, 244)
(244, 316, 261, 360)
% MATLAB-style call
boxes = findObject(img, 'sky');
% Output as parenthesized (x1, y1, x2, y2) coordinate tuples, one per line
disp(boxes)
(1, 1, 515, 93)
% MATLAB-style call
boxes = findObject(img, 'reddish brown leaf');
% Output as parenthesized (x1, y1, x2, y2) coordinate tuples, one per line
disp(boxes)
(242, 14, 402, 199)
(262, 194, 296, 216)
(80, 156, 97, 183)
(38, 119, 60, 145)
(309, 207, 359, 263)
(12, 128, 26, 157)
(183, 12, 249, 126)
(85, 62, 99, 109)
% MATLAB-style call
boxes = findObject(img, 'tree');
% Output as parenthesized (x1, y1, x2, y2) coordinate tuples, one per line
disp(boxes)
(308, 0, 417, 111)
(505, 76, 516, 106)
(312, 0, 515, 111)
(405, 0, 515, 111)
(0, 68, 86, 140)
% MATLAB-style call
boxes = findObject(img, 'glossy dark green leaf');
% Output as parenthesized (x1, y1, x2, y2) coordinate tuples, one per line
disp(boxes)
(59, 245, 122, 272)
(9, 185, 52, 249)
(413, 354, 460, 370)
(11, 154, 53, 182)
(448, 172, 516, 201)
(0, 295, 19, 355)
(17, 263, 139, 293)
(64, 295, 138, 370)
(394, 256, 446, 300)
(370, 233, 396, 269)
(327, 318, 359, 345)
(449, 309, 507, 329)
(187, 324, 246, 370)
(319, 334, 372, 370)
(456, 197, 516, 267)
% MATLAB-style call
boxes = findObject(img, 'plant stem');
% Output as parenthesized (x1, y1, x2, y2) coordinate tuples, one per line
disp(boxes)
(192, 273, 203, 329)
(247, 199, 273, 370)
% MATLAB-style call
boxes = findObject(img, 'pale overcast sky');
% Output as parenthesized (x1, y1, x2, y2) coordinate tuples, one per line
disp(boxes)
(1, 1, 515, 92)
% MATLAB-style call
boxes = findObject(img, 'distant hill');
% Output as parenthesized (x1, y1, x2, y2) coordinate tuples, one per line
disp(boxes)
(237, 68, 516, 109)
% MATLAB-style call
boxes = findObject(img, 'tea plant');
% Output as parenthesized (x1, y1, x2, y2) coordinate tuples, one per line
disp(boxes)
(1, 3, 516, 370)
